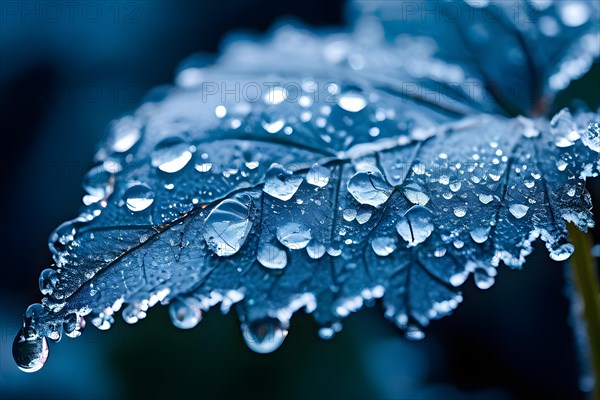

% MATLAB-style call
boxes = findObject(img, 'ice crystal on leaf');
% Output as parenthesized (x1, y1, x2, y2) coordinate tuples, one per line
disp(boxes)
(13, 0, 600, 372)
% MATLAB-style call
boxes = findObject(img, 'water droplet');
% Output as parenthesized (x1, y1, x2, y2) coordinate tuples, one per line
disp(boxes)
(82, 165, 114, 205)
(434, 247, 447, 257)
(556, 159, 568, 171)
(549, 242, 574, 261)
(318, 322, 342, 340)
(509, 204, 529, 219)
(453, 240, 465, 249)
(470, 227, 490, 243)
(169, 297, 202, 329)
(151, 137, 193, 173)
(257, 243, 288, 269)
(488, 171, 502, 181)
(396, 205, 434, 246)
(517, 116, 539, 138)
(550, 108, 579, 148)
(401, 183, 430, 206)
(263, 86, 288, 105)
(342, 208, 357, 221)
(13, 331, 48, 373)
(371, 237, 397, 256)
(214, 105, 227, 118)
(123, 184, 155, 212)
(306, 240, 326, 259)
(110, 116, 142, 153)
(478, 193, 494, 204)
(348, 170, 393, 207)
(203, 196, 253, 257)
(242, 317, 288, 353)
(453, 207, 467, 218)
(356, 209, 372, 224)
(276, 222, 312, 250)
(474, 271, 495, 290)
(38, 269, 58, 296)
(369, 127, 380, 137)
(91, 312, 114, 330)
(449, 182, 461, 192)
(195, 163, 213, 173)
(338, 91, 367, 112)
(263, 164, 303, 201)
(558, 1, 590, 27)
(405, 325, 425, 341)
(306, 163, 331, 187)
(582, 122, 600, 152)
(63, 313, 86, 339)
(262, 118, 285, 134)
(450, 271, 468, 286)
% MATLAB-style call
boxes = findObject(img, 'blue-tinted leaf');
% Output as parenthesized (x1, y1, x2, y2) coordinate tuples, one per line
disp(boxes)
(350, 0, 600, 113)
(13, 5, 600, 372)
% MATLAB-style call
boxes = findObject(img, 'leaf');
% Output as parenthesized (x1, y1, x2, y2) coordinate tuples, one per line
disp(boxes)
(350, 0, 600, 113)
(13, 0, 600, 372)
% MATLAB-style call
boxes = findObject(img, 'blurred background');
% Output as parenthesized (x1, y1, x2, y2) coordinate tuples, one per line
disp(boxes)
(0, 1, 598, 399)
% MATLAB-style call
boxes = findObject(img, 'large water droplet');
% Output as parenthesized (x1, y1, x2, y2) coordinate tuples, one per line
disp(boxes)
(371, 237, 397, 256)
(306, 163, 331, 187)
(347, 170, 393, 207)
(474, 270, 495, 290)
(449, 181, 461, 192)
(508, 204, 529, 219)
(263, 164, 303, 201)
(342, 208, 357, 221)
(13, 331, 48, 373)
(356, 208, 372, 224)
(257, 243, 288, 269)
(276, 222, 312, 250)
(169, 297, 202, 329)
(478, 193, 494, 204)
(38, 269, 58, 296)
(242, 317, 288, 353)
(110, 116, 142, 153)
(306, 240, 326, 259)
(453, 207, 467, 218)
(558, 1, 590, 27)
(582, 122, 600, 152)
(517, 116, 539, 138)
(549, 242, 574, 261)
(63, 313, 86, 339)
(338, 91, 367, 112)
(151, 137, 193, 173)
(550, 108, 579, 148)
(82, 165, 114, 206)
(123, 184, 155, 212)
(203, 196, 253, 257)
(25, 303, 45, 320)
(262, 118, 285, 134)
(396, 205, 434, 246)
(470, 227, 490, 243)
(401, 183, 430, 206)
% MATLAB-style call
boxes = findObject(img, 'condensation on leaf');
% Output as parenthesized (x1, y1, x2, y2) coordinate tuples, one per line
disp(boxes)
(13, 0, 600, 371)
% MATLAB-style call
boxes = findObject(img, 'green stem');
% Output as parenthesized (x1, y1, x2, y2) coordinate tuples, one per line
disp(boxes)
(568, 225, 600, 400)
